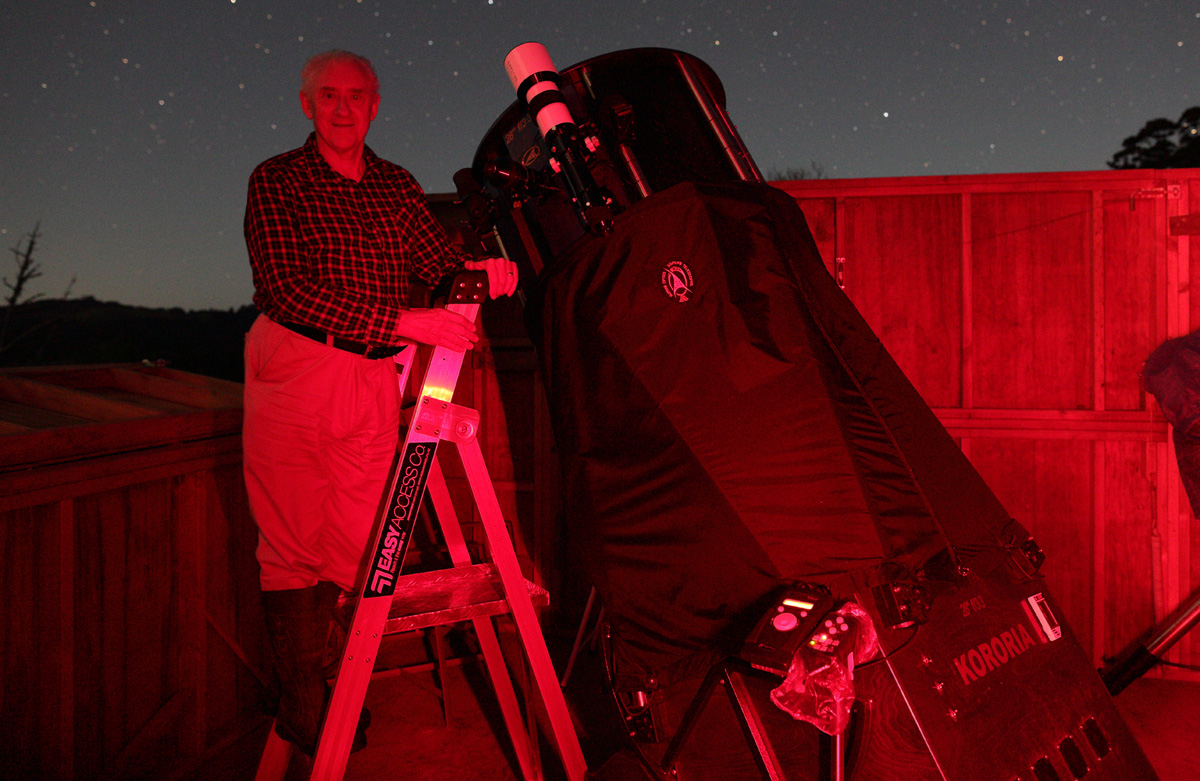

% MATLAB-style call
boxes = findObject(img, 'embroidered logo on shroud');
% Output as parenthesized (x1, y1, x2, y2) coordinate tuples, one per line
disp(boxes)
(521, 144, 542, 167)
(661, 261, 694, 303)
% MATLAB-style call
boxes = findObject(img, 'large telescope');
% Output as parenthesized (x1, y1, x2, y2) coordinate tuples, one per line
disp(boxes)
(458, 45, 1158, 780)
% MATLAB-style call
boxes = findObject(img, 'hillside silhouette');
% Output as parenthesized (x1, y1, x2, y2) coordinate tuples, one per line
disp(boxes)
(0, 297, 258, 382)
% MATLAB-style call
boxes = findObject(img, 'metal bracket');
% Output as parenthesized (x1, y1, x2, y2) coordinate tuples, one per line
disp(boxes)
(1130, 185, 1181, 210)
(411, 397, 480, 444)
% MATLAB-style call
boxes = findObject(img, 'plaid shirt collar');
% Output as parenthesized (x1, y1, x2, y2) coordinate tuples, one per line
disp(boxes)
(300, 132, 381, 184)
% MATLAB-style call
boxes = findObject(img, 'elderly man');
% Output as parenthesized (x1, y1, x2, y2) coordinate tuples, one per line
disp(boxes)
(242, 49, 517, 755)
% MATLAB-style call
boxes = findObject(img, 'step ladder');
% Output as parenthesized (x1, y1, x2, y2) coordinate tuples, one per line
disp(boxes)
(255, 272, 587, 781)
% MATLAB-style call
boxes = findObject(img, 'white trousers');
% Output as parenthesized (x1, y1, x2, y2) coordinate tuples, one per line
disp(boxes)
(243, 314, 401, 591)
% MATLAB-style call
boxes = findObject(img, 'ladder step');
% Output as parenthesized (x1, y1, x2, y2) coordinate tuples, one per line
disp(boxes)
(371, 562, 549, 634)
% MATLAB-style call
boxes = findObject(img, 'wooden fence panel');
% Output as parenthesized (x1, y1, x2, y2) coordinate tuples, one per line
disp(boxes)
(75, 481, 186, 776)
(840, 193, 964, 407)
(1103, 189, 1160, 412)
(0, 503, 71, 779)
(971, 191, 1095, 410)
(969, 437, 1097, 654)
(777, 170, 1200, 675)
(200, 462, 267, 741)
(0, 366, 257, 779)
(1102, 440, 1158, 654)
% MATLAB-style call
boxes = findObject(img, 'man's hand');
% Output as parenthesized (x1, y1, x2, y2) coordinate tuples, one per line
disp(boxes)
(395, 308, 479, 352)
(394, 257, 516, 351)
(464, 256, 519, 299)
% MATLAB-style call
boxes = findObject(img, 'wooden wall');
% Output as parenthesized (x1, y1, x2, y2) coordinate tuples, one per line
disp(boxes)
(0, 366, 263, 780)
(776, 169, 1200, 673)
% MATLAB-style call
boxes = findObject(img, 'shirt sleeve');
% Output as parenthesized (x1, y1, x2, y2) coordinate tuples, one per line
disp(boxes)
(244, 163, 404, 343)
(392, 168, 473, 287)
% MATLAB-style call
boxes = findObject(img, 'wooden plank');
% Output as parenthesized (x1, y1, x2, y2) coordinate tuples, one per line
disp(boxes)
(1, 504, 48, 777)
(11, 366, 189, 406)
(97, 488, 129, 764)
(971, 190, 1094, 410)
(0, 375, 161, 423)
(840, 193, 963, 407)
(835, 195, 847, 285)
(1092, 190, 1105, 413)
(1102, 441, 1157, 660)
(533, 365, 559, 599)
(1183, 176, 1198, 670)
(484, 345, 546, 579)
(775, 168, 1183, 199)
(0, 409, 241, 472)
(203, 462, 269, 737)
(57, 499, 76, 780)
(0, 398, 89, 430)
(1167, 179, 1194, 666)
(1163, 439, 1182, 660)
(177, 472, 207, 757)
(1150, 442, 1168, 624)
(936, 407, 1162, 422)
(1157, 182, 1187, 668)
(1188, 178, 1200, 329)
(933, 408, 1165, 441)
(1092, 444, 1106, 669)
(0, 440, 242, 514)
(1102, 187, 1159, 412)
(72, 489, 102, 770)
(10, 364, 242, 404)
(138, 364, 243, 395)
(110, 366, 242, 410)
(0, 418, 31, 434)
(961, 193, 974, 412)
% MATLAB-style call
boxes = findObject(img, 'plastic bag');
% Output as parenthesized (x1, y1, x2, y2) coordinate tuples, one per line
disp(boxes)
(768, 601, 879, 735)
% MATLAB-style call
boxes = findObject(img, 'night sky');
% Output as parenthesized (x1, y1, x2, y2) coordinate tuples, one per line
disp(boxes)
(2, 1, 1196, 311)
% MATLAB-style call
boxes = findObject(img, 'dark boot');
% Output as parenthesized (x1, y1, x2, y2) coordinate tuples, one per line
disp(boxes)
(262, 582, 370, 756)
(262, 584, 336, 756)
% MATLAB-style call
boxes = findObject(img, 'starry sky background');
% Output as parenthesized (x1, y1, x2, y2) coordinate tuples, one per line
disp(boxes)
(2, 1, 1196, 311)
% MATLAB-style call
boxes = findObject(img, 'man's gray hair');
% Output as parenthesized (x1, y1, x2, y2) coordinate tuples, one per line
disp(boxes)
(301, 50, 379, 97)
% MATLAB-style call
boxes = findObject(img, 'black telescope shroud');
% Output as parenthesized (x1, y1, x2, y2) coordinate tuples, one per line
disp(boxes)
(463, 47, 1160, 779)
(521, 178, 1025, 690)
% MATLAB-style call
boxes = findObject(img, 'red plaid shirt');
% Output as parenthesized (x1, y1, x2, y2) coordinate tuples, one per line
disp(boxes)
(244, 133, 469, 344)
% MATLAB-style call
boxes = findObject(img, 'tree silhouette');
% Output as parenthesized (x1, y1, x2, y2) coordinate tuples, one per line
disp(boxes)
(2, 223, 77, 355)
(766, 162, 827, 181)
(1108, 107, 1200, 169)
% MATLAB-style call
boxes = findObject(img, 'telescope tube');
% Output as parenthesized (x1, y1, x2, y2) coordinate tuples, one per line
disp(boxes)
(504, 42, 613, 234)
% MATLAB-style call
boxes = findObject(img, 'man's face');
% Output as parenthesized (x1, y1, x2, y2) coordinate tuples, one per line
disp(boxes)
(300, 59, 380, 156)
